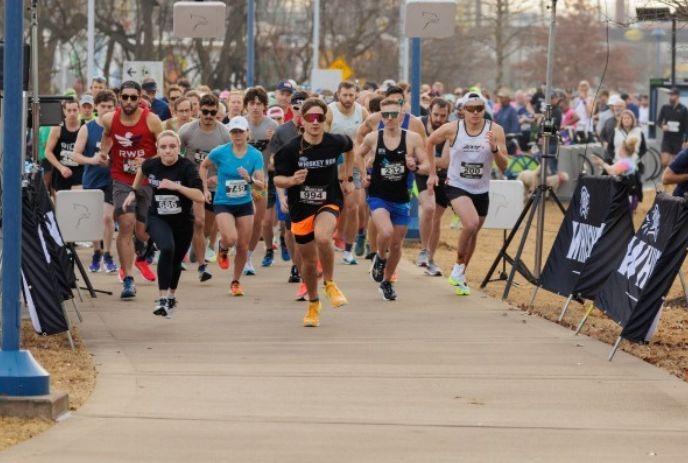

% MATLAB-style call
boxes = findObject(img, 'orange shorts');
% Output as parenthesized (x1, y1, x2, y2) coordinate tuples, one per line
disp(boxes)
(291, 205, 340, 244)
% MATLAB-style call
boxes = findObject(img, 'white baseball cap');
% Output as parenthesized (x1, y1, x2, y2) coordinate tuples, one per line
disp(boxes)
(227, 116, 249, 132)
(608, 94, 623, 106)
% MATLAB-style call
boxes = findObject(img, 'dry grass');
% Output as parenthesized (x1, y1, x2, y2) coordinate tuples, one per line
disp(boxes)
(0, 321, 96, 451)
(404, 190, 688, 382)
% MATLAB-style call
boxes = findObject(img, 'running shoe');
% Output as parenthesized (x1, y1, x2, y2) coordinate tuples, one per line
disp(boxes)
(180, 262, 187, 271)
(205, 246, 217, 263)
(280, 238, 290, 261)
(198, 264, 213, 282)
(135, 258, 156, 282)
(425, 261, 443, 277)
(230, 280, 244, 296)
(103, 253, 118, 273)
(217, 246, 230, 270)
(324, 280, 348, 308)
(447, 264, 466, 287)
(167, 297, 177, 311)
(333, 236, 345, 252)
(120, 276, 136, 300)
(303, 300, 321, 327)
(379, 280, 397, 301)
(295, 282, 308, 301)
(288, 265, 300, 283)
(244, 260, 256, 276)
(454, 280, 471, 296)
(153, 297, 169, 317)
(365, 251, 376, 261)
(261, 249, 274, 267)
(370, 254, 386, 283)
(416, 249, 429, 267)
(354, 233, 366, 257)
(89, 252, 102, 273)
(342, 251, 358, 265)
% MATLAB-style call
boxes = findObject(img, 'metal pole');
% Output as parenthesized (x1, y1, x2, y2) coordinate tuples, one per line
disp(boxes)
(246, 0, 255, 87)
(410, 37, 421, 116)
(0, 0, 50, 397)
(87, 0, 95, 88)
(671, 16, 677, 86)
(30, 0, 40, 163)
(312, 0, 320, 76)
(534, 0, 558, 278)
(399, 0, 409, 82)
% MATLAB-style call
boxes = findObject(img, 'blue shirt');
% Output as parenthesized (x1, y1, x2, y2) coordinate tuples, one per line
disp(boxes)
(151, 97, 171, 121)
(495, 104, 520, 136)
(82, 120, 112, 189)
(208, 143, 264, 206)
(669, 148, 688, 197)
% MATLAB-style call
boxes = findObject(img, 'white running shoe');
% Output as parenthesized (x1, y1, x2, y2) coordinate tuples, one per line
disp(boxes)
(416, 249, 429, 267)
(342, 251, 358, 265)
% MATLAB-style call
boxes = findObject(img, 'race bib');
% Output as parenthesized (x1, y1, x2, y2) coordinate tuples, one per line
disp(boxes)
(123, 159, 139, 174)
(460, 162, 484, 179)
(225, 179, 248, 198)
(60, 150, 79, 167)
(380, 162, 405, 179)
(155, 195, 181, 215)
(193, 150, 209, 163)
(299, 186, 327, 204)
(667, 121, 680, 133)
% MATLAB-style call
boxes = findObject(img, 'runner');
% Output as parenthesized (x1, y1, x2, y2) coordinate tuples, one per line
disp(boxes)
(164, 97, 194, 132)
(244, 87, 279, 273)
(71, 89, 118, 273)
(123, 130, 204, 317)
(357, 97, 428, 300)
(99, 80, 163, 299)
(426, 92, 508, 295)
(44, 99, 83, 193)
(657, 87, 688, 167)
(274, 97, 353, 327)
(274, 80, 295, 122)
(185, 90, 201, 119)
(200, 116, 266, 296)
(79, 94, 96, 124)
(89, 76, 107, 96)
(226, 90, 244, 119)
(415, 97, 451, 275)
(326, 81, 369, 265)
(179, 93, 232, 281)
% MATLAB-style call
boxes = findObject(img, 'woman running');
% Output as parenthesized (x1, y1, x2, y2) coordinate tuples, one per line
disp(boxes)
(199, 116, 265, 296)
(124, 130, 204, 317)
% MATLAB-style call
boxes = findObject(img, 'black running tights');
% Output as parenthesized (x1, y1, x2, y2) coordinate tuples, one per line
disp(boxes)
(147, 215, 193, 291)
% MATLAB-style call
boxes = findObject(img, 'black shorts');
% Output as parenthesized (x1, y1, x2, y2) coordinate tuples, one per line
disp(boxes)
(214, 202, 254, 218)
(86, 184, 113, 205)
(267, 172, 277, 209)
(415, 173, 450, 209)
(204, 190, 215, 213)
(661, 138, 683, 156)
(40, 158, 53, 174)
(445, 185, 490, 217)
(52, 166, 84, 192)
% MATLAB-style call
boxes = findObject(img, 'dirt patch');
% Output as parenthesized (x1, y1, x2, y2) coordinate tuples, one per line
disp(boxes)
(404, 190, 688, 382)
(0, 321, 96, 451)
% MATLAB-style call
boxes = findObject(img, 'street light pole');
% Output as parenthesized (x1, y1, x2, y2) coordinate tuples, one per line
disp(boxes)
(246, 0, 255, 87)
(671, 15, 677, 86)
(87, 0, 95, 87)
(313, 0, 320, 75)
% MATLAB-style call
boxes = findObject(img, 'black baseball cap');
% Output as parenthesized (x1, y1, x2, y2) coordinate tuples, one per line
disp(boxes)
(291, 91, 308, 106)
(669, 87, 680, 95)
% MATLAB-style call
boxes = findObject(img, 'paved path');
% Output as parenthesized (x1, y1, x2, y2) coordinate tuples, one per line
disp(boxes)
(2, 257, 688, 462)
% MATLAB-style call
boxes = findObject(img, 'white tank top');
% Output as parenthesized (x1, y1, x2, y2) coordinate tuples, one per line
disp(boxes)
(328, 102, 363, 139)
(447, 120, 493, 194)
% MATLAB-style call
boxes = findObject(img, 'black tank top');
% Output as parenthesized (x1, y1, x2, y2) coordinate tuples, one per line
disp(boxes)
(421, 116, 447, 178)
(54, 124, 81, 168)
(368, 129, 410, 203)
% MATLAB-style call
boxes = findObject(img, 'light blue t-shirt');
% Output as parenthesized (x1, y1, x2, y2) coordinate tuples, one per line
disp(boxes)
(208, 143, 264, 206)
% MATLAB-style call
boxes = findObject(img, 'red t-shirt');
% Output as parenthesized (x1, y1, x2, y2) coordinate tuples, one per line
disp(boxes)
(283, 106, 294, 123)
(110, 107, 157, 185)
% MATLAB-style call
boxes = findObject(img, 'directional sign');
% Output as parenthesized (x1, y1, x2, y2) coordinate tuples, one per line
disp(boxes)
(329, 58, 353, 81)
(404, 0, 457, 38)
(173, 1, 226, 39)
(122, 61, 164, 94)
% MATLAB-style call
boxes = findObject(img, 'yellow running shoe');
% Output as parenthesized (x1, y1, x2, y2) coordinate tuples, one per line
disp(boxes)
(230, 280, 244, 297)
(454, 280, 471, 296)
(324, 280, 348, 308)
(303, 300, 321, 327)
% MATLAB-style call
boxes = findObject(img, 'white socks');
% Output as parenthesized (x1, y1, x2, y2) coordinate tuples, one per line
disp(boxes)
(451, 263, 466, 281)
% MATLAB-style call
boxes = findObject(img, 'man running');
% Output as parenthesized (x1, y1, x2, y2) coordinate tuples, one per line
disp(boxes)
(274, 80, 295, 122)
(326, 80, 369, 265)
(44, 99, 83, 194)
(244, 87, 279, 273)
(99, 80, 163, 299)
(426, 92, 508, 295)
(71, 90, 118, 273)
(657, 87, 688, 167)
(416, 97, 450, 275)
(357, 97, 428, 300)
(274, 98, 353, 327)
(178, 93, 232, 281)
(164, 97, 194, 132)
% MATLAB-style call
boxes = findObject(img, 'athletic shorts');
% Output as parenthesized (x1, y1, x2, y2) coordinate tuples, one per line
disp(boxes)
(291, 204, 340, 245)
(276, 198, 290, 226)
(445, 184, 490, 217)
(214, 202, 254, 218)
(415, 173, 449, 209)
(40, 158, 53, 174)
(52, 166, 83, 192)
(661, 138, 683, 156)
(367, 196, 411, 226)
(204, 190, 215, 213)
(113, 181, 152, 223)
(85, 184, 113, 205)
(267, 173, 277, 209)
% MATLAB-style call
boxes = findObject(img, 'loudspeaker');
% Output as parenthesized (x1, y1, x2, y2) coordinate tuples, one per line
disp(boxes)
(0, 41, 31, 90)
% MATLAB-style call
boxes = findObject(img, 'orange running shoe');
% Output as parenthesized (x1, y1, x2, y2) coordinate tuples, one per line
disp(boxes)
(230, 280, 244, 296)
(217, 246, 230, 270)
(135, 258, 156, 282)
(295, 282, 308, 301)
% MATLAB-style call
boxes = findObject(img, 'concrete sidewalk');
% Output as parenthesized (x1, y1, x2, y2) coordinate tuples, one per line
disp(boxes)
(2, 257, 688, 462)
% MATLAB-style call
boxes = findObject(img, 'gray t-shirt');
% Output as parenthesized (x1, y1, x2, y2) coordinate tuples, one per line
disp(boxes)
(268, 121, 300, 157)
(247, 116, 279, 171)
(178, 120, 231, 190)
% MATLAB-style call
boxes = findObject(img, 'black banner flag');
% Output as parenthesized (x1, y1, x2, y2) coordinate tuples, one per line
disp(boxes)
(540, 176, 634, 299)
(595, 193, 688, 343)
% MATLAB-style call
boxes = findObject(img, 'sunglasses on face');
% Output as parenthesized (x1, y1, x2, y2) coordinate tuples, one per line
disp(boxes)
(304, 113, 326, 123)
(381, 111, 400, 120)
(121, 94, 139, 102)
(464, 105, 484, 114)
(201, 109, 218, 116)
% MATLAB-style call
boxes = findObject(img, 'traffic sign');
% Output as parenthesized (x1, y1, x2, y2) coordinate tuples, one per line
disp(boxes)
(173, 1, 226, 39)
(122, 61, 164, 94)
(404, 0, 457, 38)
(329, 58, 353, 81)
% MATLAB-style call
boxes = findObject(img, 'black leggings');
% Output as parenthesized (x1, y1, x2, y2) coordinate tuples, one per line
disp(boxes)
(147, 215, 194, 291)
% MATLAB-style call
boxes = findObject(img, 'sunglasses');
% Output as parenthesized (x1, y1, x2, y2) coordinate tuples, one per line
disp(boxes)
(464, 105, 485, 114)
(304, 113, 326, 123)
(381, 111, 399, 120)
(201, 109, 218, 116)
(121, 94, 139, 102)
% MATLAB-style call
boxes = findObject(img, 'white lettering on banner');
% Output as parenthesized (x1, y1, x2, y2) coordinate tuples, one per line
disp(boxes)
(565, 221, 605, 263)
(617, 237, 662, 290)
